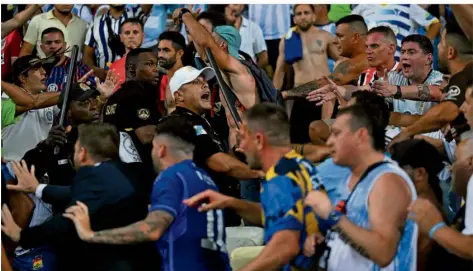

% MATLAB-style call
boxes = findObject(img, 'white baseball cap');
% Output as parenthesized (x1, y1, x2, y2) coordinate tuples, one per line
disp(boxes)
(169, 66, 216, 96)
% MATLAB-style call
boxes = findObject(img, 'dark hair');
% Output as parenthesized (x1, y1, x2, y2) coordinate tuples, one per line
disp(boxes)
(367, 25, 397, 45)
(126, 48, 154, 67)
(352, 91, 390, 129)
(77, 123, 119, 161)
(445, 18, 473, 56)
(158, 31, 186, 51)
(196, 11, 227, 30)
(41, 27, 64, 41)
(156, 115, 197, 146)
(156, 115, 197, 155)
(125, 48, 154, 78)
(391, 139, 445, 205)
(336, 15, 367, 34)
(120, 17, 144, 31)
(326, 4, 331, 12)
(293, 4, 315, 13)
(402, 34, 433, 55)
(243, 103, 290, 146)
(337, 104, 386, 151)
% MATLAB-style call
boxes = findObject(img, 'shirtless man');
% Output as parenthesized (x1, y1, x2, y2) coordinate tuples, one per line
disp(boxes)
(293, 15, 369, 145)
(173, 7, 256, 148)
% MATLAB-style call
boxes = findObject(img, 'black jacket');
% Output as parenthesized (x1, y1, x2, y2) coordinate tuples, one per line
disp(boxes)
(18, 161, 159, 271)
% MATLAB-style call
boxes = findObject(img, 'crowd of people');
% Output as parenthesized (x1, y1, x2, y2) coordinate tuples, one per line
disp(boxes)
(1, 3, 472, 271)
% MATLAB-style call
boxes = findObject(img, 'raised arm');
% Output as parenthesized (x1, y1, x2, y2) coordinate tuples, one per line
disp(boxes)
(1, 4, 42, 39)
(207, 152, 264, 180)
(2, 81, 60, 115)
(450, 4, 473, 41)
(177, 10, 242, 75)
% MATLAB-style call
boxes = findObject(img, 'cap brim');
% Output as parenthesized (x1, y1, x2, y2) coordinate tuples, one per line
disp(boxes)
(198, 67, 215, 82)
(75, 89, 99, 101)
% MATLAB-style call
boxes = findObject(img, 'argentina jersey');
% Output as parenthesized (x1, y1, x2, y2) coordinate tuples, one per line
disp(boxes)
(352, 4, 439, 60)
(262, 150, 326, 271)
(387, 69, 443, 115)
(320, 162, 418, 271)
(150, 160, 230, 271)
(248, 4, 291, 40)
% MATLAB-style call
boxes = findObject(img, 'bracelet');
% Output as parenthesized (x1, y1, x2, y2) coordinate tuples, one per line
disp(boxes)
(428, 222, 446, 239)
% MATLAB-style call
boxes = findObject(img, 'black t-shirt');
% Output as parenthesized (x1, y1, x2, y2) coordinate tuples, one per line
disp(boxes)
(171, 106, 241, 226)
(442, 62, 473, 128)
(103, 80, 160, 188)
(103, 80, 160, 131)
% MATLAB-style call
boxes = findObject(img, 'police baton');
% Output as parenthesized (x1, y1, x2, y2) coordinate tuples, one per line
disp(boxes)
(205, 48, 241, 129)
(54, 45, 79, 154)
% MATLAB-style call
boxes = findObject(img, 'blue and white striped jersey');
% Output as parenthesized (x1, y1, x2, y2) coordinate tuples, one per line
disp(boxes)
(248, 4, 291, 40)
(84, 6, 145, 68)
(352, 4, 439, 61)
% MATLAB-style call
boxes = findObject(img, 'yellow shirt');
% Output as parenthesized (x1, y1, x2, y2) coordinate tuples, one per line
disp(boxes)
(23, 10, 88, 58)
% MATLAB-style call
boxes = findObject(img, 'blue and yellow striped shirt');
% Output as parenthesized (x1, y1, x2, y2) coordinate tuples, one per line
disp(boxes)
(261, 150, 325, 271)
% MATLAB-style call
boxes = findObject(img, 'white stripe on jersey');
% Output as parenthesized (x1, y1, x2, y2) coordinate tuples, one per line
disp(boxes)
(248, 4, 291, 40)
(388, 69, 443, 115)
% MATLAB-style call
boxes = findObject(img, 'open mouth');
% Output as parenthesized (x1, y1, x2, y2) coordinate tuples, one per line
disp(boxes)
(201, 92, 210, 101)
(402, 63, 412, 73)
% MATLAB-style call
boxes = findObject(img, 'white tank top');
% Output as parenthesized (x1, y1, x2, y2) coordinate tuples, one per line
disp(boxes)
(319, 163, 418, 271)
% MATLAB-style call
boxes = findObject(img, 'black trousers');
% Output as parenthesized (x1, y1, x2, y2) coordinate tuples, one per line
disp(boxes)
(265, 39, 281, 71)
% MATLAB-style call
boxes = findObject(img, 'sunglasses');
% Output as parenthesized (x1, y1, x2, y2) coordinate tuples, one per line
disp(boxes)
(19, 46, 73, 75)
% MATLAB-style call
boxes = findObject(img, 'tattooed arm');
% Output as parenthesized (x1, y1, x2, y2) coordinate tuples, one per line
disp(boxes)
(64, 201, 174, 245)
(399, 85, 443, 101)
(89, 211, 174, 244)
(332, 173, 411, 267)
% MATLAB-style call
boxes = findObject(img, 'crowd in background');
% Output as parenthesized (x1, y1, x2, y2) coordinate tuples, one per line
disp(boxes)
(1, 3, 472, 271)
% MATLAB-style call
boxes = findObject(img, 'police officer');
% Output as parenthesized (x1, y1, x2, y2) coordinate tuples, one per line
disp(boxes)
(14, 82, 103, 211)
(102, 48, 161, 184)
(168, 66, 264, 226)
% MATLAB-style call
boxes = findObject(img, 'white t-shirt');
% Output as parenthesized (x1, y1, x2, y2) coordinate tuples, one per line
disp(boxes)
(462, 174, 473, 235)
(239, 17, 267, 62)
(2, 105, 59, 161)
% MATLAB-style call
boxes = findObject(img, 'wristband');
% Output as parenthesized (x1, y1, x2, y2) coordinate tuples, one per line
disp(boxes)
(428, 222, 446, 239)
(178, 8, 191, 23)
(394, 86, 402, 99)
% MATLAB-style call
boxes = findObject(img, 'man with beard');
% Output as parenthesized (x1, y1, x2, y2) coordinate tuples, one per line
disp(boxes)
(390, 20, 473, 147)
(102, 48, 161, 188)
(40, 27, 95, 92)
(157, 31, 186, 114)
(183, 103, 325, 271)
(83, 4, 144, 80)
(273, 4, 340, 143)
(61, 117, 231, 271)
(20, 4, 88, 58)
(109, 18, 145, 91)
(169, 66, 263, 226)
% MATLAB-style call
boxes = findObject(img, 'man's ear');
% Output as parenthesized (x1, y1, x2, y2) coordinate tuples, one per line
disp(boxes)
(176, 49, 184, 60)
(426, 53, 433, 66)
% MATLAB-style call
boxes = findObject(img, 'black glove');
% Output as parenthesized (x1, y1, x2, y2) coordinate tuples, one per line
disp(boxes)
(42, 125, 68, 148)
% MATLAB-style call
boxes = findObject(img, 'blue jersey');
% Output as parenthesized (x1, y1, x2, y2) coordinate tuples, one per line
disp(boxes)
(150, 160, 230, 271)
(262, 150, 325, 271)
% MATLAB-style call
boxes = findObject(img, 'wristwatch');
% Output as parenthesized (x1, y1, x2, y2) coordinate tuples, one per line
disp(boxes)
(326, 210, 343, 228)
(178, 8, 191, 24)
(394, 85, 402, 99)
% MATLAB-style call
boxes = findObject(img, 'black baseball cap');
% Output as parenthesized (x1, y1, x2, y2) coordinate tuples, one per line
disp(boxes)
(58, 82, 99, 109)
(10, 55, 43, 84)
(391, 139, 444, 175)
